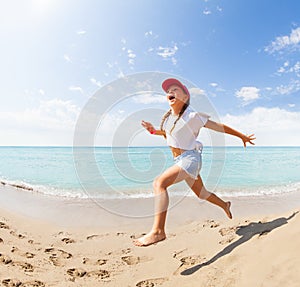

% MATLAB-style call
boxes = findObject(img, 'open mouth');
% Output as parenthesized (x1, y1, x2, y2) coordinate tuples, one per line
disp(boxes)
(168, 95, 175, 100)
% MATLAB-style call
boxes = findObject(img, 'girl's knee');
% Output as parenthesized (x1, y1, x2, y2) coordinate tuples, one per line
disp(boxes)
(153, 177, 167, 192)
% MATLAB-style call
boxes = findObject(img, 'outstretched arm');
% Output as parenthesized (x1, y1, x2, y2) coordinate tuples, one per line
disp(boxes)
(204, 120, 255, 147)
(141, 120, 166, 137)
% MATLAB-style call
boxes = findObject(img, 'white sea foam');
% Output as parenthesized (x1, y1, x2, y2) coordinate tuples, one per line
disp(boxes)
(1, 177, 300, 200)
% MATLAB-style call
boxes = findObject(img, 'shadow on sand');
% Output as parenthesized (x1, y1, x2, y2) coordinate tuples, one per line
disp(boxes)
(181, 211, 299, 276)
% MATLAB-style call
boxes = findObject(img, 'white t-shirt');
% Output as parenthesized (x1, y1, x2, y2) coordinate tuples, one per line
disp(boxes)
(163, 107, 209, 150)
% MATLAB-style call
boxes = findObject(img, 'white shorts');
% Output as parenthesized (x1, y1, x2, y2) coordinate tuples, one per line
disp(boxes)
(174, 150, 202, 179)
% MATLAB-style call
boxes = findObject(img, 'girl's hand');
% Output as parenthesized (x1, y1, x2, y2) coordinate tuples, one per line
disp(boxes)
(141, 120, 155, 134)
(241, 134, 256, 147)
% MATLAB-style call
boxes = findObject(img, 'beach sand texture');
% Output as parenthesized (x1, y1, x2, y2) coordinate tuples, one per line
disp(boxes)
(0, 184, 299, 287)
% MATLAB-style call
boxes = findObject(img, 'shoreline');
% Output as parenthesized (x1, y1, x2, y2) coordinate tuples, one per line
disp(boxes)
(0, 183, 299, 286)
(1, 183, 300, 229)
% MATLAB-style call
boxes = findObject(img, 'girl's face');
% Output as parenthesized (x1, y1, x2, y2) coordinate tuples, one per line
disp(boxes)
(166, 84, 189, 107)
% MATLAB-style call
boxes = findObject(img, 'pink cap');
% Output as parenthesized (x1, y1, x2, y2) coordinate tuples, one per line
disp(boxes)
(162, 78, 190, 97)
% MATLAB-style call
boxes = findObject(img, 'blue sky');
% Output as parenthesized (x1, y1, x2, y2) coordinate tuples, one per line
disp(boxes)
(1, 0, 300, 146)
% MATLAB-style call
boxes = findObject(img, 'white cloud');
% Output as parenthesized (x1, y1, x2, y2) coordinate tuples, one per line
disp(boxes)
(132, 93, 166, 104)
(90, 78, 102, 88)
(69, 86, 84, 94)
(0, 99, 81, 145)
(203, 9, 212, 15)
(63, 54, 72, 63)
(277, 66, 286, 74)
(171, 57, 177, 65)
(221, 107, 300, 146)
(287, 61, 300, 76)
(145, 30, 153, 37)
(127, 49, 136, 65)
(128, 59, 134, 65)
(117, 68, 125, 78)
(277, 61, 300, 77)
(107, 62, 115, 69)
(264, 27, 300, 54)
(276, 85, 294, 95)
(77, 29, 86, 35)
(293, 61, 300, 74)
(156, 44, 179, 66)
(0, 99, 80, 131)
(210, 83, 218, 87)
(157, 44, 178, 58)
(145, 30, 158, 39)
(189, 87, 206, 96)
(275, 79, 300, 95)
(119, 38, 136, 66)
(235, 87, 260, 105)
(127, 50, 135, 57)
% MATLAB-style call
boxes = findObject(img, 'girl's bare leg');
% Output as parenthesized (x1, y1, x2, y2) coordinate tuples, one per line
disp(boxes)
(185, 175, 232, 219)
(134, 165, 189, 247)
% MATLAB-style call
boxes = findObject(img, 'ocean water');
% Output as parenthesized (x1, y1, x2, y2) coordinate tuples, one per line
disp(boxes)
(0, 146, 300, 199)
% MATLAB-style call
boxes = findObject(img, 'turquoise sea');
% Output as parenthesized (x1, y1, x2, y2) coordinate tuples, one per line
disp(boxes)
(0, 146, 300, 199)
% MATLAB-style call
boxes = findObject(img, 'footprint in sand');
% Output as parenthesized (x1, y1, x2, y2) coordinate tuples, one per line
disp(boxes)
(219, 236, 236, 245)
(0, 222, 9, 229)
(136, 277, 168, 287)
(67, 268, 111, 280)
(61, 237, 76, 244)
(122, 248, 132, 254)
(219, 226, 237, 237)
(82, 257, 107, 266)
(0, 253, 13, 265)
(202, 220, 220, 228)
(9, 230, 26, 239)
(21, 280, 45, 287)
(106, 248, 131, 256)
(67, 268, 87, 278)
(172, 249, 188, 259)
(218, 226, 238, 245)
(173, 255, 206, 275)
(11, 246, 35, 259)
(86, 269, 110, 280)
(1, 278, 22, 287)
(12, 261, 34, 272)
(121, 255, 152, 266)
(1, 279, 45, 287)
(27, 239, 39, 245)
(0, 237, 4, 243)
(86, 234, 109, 240)
(44, 248, 72, 266)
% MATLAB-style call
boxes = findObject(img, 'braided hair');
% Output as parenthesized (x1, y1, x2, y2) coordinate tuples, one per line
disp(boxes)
(159, 98, 190, 138)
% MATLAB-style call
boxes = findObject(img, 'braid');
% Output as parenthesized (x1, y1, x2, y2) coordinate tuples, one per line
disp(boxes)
(169, 102, 189, 134)
(160, 98, 190, 138)
(159, 109, 172, 138)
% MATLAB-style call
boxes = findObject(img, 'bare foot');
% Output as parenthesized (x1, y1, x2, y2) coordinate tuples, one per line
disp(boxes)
(225, 201, 233, 219)
(133, 231, 166, 247)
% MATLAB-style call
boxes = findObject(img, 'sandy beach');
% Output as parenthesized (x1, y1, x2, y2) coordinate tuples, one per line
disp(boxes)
(0, 183, 300, 287)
